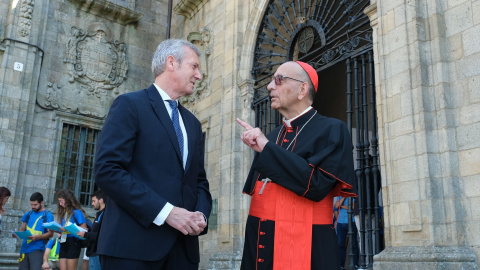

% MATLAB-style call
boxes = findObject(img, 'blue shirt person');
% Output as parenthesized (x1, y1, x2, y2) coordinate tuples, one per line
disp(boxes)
(16, 192, 54, 270)
(335, 196, 359, 268)
(55, 189, 88, 270)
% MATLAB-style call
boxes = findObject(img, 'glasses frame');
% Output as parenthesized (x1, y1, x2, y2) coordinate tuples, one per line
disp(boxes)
(271, 74, 305, 86)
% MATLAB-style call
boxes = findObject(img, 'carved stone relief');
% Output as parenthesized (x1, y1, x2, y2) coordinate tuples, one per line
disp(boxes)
(69, 0, 142, 25)
(180, 28, 211, 106)
(37, 24, 128, 119)
(18, 0, 35, 37)
(174, 0, 208, 19)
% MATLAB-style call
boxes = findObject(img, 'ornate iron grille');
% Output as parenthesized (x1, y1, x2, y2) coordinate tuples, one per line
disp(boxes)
(251, 1, 383, 269)
(251, 0, 372, 102)
(55, 124, 99, 206)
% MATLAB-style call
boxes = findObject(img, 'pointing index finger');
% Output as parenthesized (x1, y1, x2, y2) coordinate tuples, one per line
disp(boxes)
(236, 118, 254, 130)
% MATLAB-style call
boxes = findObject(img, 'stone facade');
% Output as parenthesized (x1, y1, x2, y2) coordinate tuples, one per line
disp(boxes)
(0, 0, 166, 256)
(1, 0, 479, 269)
(367, 0, 480, 268)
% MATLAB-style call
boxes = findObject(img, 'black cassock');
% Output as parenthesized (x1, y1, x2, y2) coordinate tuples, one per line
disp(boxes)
(241, 108, 357, 270)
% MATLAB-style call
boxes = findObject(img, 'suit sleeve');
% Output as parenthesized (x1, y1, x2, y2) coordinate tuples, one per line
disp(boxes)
(94, 95, 167, 228)
(193, 131, 212, 235)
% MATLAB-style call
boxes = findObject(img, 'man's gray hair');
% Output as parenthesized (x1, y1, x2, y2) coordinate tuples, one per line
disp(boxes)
(151, 39, 201, 77)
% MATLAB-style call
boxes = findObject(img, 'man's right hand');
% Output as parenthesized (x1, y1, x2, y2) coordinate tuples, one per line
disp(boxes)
(165, 207, 206, 236)
(42, 261, 51, 269)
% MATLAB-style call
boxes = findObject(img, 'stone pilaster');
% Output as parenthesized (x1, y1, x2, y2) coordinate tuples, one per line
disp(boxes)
(369, 0, 480, 268)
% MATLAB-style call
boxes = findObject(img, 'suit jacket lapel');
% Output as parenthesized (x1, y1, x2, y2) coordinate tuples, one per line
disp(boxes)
(146, 85, 183, 166)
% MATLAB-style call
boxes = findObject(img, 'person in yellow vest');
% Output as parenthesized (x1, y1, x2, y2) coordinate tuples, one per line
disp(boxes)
(15, 192, 55, 270)
(42, 238, 60, 270)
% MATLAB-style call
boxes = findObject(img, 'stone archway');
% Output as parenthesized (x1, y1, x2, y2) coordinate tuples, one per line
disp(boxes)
(247, 1, 383, 268)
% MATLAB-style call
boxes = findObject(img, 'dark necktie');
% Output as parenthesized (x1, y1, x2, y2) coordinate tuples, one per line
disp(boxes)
(167, 100, 184, 162)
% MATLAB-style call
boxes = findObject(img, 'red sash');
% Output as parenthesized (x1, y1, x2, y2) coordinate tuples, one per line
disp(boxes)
(249, 181, 334, 270)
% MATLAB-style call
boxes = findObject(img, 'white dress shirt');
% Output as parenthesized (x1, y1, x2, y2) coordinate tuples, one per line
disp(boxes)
(152, 84, 189, 226)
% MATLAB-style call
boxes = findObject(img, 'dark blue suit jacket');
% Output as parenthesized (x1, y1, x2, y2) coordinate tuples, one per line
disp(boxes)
(94, 84, 212, 262)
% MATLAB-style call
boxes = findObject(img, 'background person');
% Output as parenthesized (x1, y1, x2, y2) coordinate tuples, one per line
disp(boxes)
(335, 196, 359, 269)
(16, 192, 55, 270)
(94, 39, 212, 270)
(56, 189, 87, 270)
(76, 190, 106, 270)
(0, 187, 11, 232)
(42, 238, 60, 270)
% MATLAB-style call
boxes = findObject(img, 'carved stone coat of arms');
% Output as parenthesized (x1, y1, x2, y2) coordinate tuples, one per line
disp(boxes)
(37, 24, 128, 118)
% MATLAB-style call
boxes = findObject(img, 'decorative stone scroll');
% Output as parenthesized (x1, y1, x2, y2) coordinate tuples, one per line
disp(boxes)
(174, 0, 208, 19)
(70, 0, 142, 25)
(180, 28, 212, 106)
(18, 0, 35, 37)
(37, 24, 128, 119)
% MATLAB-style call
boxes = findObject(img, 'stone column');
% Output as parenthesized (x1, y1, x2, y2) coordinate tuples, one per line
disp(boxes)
(0, 0, 47, 253)
(366, 0, 479, 268)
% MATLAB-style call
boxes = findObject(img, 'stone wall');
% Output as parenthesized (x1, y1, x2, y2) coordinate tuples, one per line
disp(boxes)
(1, 0, 479, 268)
(171, 0, 262, 268)
(369, 0, 479, 268)
(0, 0, 168, 253)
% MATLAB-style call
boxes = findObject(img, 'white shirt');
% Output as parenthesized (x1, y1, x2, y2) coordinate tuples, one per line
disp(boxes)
(152, 83, 189, 226)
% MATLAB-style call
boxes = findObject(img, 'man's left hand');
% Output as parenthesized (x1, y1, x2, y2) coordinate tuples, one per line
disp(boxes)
(77, 231, 85, 238)
(166, 207, 206, 236)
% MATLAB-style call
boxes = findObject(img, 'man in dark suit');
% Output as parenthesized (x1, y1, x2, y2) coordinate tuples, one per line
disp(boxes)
(94, 39, 212, 270)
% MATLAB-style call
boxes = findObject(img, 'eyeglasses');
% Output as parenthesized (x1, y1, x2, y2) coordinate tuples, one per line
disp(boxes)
(271, 74, 305, 86)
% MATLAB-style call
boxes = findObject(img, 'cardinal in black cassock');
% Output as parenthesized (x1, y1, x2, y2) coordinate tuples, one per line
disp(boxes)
(237, 61, 357, 270)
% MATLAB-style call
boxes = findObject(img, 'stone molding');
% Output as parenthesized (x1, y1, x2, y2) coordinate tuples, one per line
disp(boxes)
(70, 0, 142, 25)
(374, 246, 478, 269)
(208, 251, 242, 270)
(180, 28, 212, 106)
(173, 0, 208, 19)
(37, 24, 128, 119)
(18, 0, 35, 37)
(54, 110, 105, 130)
(364, 3, 378, 28)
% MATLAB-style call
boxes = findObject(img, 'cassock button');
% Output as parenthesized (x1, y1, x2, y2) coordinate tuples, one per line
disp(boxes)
(258, 259, 264, 263)
(283, 139, 288, 142)
(260, 231, 266, 235)
(259, 245, 265, 248)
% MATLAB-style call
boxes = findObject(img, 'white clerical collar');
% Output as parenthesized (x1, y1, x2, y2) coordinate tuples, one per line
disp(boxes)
(153, 83, 176, 103)
(283, 106, 313, 127)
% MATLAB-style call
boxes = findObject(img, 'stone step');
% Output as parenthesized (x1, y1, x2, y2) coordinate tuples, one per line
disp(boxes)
(0, 253, 19, 269)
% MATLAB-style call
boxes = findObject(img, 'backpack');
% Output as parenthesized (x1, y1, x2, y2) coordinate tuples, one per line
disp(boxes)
(25, 210, 51, 233)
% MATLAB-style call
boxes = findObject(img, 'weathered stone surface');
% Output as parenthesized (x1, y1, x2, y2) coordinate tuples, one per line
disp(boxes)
(374, 246, 477, 270)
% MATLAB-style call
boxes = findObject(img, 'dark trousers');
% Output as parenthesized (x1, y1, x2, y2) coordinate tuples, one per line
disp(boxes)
(337, 222, 359, 268)
(100, 235, 198, 270)
(18, 250, 43, 270)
